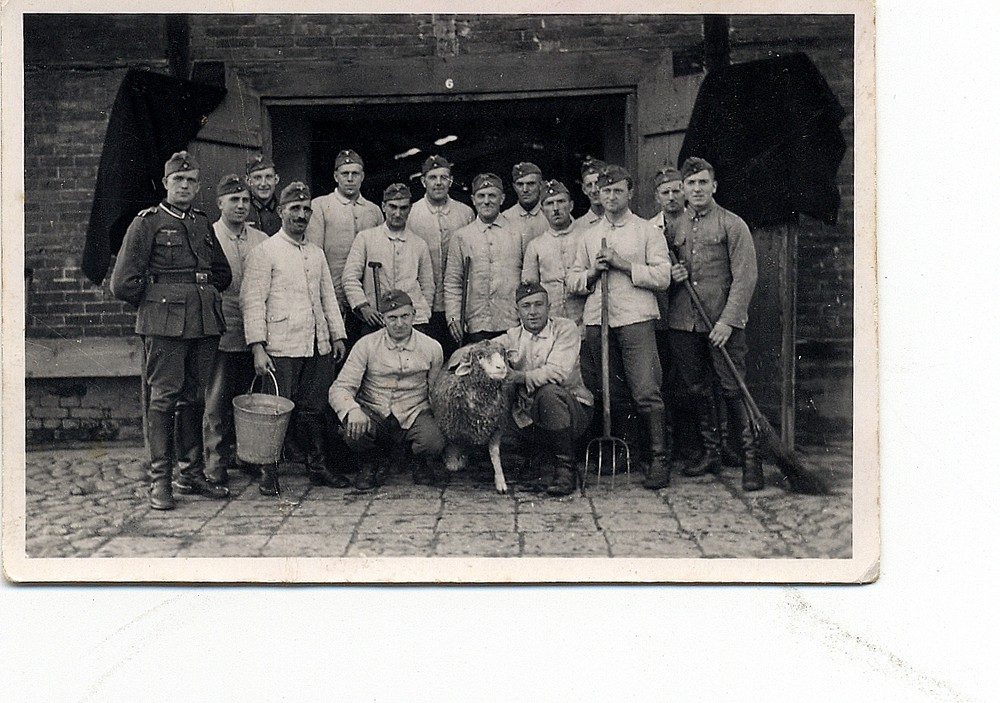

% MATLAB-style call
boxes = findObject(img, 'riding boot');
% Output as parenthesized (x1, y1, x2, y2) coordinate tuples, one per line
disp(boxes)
(258, 463, 280, 496)
(173, 405, 230, 499)
(147, 409, 176, 510)
(354, 459, 379, 491)
(544, 429, 577, 496)
(299, 412, 351, 488)
(725, 395, 764, 491)
(682, 391, 722, 477)
(642, 409, 673, 489)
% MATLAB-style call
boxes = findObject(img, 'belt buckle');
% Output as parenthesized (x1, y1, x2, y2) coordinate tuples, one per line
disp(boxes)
(195, 272, 209, 284)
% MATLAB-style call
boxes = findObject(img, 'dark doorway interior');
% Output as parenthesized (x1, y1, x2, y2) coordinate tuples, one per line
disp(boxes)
(270, 92, 627, 218)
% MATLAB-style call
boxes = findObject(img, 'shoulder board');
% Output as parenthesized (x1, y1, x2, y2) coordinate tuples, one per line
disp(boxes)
(137, 206, 158, 217)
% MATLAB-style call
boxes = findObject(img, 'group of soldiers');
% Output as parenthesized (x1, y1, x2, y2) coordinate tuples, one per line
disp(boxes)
(110, 145, 759, 511)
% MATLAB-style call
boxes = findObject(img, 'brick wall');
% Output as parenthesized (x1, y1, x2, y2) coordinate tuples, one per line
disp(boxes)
(26, 377, 143, 446)
(729, 15, 855, 438)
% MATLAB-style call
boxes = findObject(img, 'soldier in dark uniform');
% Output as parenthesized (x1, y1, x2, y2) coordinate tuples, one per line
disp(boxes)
(110, 151, 232, 510)
(246, 154, 282, 236)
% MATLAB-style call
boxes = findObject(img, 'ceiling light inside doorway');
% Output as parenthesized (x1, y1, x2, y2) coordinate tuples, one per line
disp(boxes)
(394, 147, 422, 160)
(434, 135, 458, 146)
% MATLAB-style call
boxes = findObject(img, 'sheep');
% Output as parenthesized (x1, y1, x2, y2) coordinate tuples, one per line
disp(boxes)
(429, 339, 517, 494)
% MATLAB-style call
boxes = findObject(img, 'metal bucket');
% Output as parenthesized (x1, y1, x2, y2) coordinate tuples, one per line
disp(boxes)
(232, 370, 295, 465)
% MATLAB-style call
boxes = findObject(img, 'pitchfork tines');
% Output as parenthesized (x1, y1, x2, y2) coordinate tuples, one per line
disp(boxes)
(583, 435, 631, 493)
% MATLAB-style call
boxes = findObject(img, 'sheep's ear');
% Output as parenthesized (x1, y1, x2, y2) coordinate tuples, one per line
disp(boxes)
(455, 360, 474, 376)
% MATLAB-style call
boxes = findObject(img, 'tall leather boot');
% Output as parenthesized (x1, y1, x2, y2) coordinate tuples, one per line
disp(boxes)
(642, 409, 673, 489)
(300, 412, 350, 488)
(682, 391, 722, 477)
(147, 409, 176, 510)
(173, 404, 230, 499)
(725, 395, 764, 491)
(258, 463, 280, 496)
(544, 429, 577, 497)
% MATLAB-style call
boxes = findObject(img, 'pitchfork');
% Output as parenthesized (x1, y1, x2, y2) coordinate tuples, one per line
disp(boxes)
(582, 238, 631, 493)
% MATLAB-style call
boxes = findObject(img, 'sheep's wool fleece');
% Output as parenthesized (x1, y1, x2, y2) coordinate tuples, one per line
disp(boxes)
(430, 341, 514, 446)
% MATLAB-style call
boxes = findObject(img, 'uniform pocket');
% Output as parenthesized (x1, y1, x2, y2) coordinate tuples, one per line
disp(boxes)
(265, 313, 289, 346)
(138, 286, 188, 336)
(151, 228, 186, 269)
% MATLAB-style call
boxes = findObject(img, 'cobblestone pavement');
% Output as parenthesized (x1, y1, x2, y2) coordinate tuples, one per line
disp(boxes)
(19, 441, 852, 559)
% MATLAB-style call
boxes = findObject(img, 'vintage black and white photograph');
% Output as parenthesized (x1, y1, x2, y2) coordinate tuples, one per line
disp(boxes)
(3, 3, 877, 582)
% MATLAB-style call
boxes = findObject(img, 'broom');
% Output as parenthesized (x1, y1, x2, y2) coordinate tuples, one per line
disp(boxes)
(666, 245, 830, 495)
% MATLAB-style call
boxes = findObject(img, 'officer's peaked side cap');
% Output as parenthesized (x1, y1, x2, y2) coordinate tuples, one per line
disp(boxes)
(164, 150, 199, 177)
(279, 182, 311, 205)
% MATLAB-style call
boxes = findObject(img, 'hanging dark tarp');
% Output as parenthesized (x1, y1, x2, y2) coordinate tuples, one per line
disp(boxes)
(81, 69, 226, 285)
(677, 52, 846, 229)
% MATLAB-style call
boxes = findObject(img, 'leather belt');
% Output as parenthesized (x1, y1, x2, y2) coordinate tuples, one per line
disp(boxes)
(151, 271, 210, 284)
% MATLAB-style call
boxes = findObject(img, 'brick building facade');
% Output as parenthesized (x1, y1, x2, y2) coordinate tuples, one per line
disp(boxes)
(22, 13, 855, 446)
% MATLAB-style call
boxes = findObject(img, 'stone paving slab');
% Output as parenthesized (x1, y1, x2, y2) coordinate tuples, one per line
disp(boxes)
(19, 441, 854, 561)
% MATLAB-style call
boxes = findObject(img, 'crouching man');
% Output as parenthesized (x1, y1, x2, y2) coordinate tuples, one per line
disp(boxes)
(329, 290, 448, 490)
(498, 282, 594, 496)
(241, 182, 350, 495)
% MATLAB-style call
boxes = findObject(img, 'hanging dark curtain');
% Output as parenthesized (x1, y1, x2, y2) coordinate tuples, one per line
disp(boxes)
(81, 69, 226, 284)
(678, 52, 847, 229)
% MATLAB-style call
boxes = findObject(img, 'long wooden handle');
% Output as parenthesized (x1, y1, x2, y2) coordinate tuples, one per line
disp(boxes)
(665, 245, 764, 422)
(460, 255, 472, 338)
(600, 238, 611, 435)
(368, 261, 383, 313)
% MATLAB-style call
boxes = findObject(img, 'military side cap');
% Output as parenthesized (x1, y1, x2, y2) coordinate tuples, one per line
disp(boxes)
(541, 179, 570, 202)
(680, 157, 714, 180)
(164, 150, 199, 176)
(279, 181, 311, 205)
(246, 154, 275, 175)
(380, 289, 413, 313)
(383, 183, 412, 202)
(472, 173, 503, 193)
(598, 165, 632, 188)
(654, 166, 683, 186)
(512, 162, 542, 180)
(580, 157, 607, 178)
(335, 149, 364, 169)
(216, 173, 247, 196)
(422, 154, 452, 174)
(516, 281, 548, 302)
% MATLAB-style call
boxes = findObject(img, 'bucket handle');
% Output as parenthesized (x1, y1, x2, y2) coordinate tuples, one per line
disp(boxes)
(248, 369, 281, 397)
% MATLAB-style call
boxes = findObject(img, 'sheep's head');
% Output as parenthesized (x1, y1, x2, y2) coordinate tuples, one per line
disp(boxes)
(451, 340, 509, 381)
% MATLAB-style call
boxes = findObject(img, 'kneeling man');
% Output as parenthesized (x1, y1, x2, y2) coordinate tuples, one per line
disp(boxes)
(329, 290, 448, 490)
(498, 282, 594, 496)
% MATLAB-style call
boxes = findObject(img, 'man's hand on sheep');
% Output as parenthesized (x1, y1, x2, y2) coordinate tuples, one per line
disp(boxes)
(252, 343, 276, 376)
(344, 407, 371, 441)
(448, 317, 464, 343)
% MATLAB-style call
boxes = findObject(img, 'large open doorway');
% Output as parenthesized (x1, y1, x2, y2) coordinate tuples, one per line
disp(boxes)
(269, 91, 629, 218)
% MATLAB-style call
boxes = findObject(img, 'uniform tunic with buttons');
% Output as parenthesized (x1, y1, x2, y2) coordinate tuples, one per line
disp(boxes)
(304, 189, 384, 307)
(521, 221, 587, 326)
(568, 211, 671, 328)
(341, 223, 435, 325)
(648, 210, 686, 331)
(212, 220, 268, 352)
(443, 215, 523, 335)
(240, 229, 348, 358)
(407, 196, 475, 313)
(502, 201, 548, 252)
(248, 194, 282, 236)
(667, 201, 757, 332)
(110, 202, 231, 338)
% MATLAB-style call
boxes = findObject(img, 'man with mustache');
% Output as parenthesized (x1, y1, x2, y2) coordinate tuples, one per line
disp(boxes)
(202, 174, 268, 486)
(241, 182, 350, 495)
